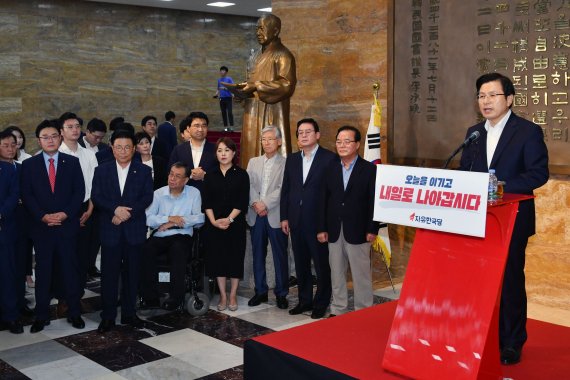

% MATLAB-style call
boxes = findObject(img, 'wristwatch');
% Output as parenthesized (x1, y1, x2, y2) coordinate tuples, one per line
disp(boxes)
(228, 217, 234, 223)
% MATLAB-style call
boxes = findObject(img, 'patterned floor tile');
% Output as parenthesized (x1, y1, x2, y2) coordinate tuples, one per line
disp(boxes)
(82, 341, 170, 372)
(0, 340, 79, 371)
(117, 356, 209, 380)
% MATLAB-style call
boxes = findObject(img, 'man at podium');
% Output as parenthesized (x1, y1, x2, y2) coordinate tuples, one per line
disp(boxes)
(459, 73, 549, 365)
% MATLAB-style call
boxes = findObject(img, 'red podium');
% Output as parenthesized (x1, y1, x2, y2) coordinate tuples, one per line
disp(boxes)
(382, 194, 533, 379)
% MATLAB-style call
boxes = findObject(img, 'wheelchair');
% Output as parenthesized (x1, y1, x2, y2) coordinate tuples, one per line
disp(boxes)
(140, 228, 210, 316)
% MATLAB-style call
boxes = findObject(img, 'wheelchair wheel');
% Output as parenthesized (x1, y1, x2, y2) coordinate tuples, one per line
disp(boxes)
(186, 292, 210, 316)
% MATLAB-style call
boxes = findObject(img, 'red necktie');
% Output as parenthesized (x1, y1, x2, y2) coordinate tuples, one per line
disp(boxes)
(48, 158, 56, 193)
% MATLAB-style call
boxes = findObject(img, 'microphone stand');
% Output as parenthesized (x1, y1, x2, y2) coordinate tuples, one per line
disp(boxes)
(442, 145, 465, 169)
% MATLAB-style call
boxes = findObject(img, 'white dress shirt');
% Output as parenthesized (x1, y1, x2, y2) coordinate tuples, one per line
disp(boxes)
(485, 110, 511, 168)
(59, 141, 98, 202)
(301, 145, 319, 184)
(116, 161, 131, 196)
(190, 139, 206, 168)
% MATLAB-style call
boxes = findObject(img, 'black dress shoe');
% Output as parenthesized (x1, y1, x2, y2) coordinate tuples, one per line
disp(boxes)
(162, 298, 183, 311)
(500, 346, 522, 365)
(30, 319, 50, 333)
(276, 296, 289, 309)
(67, 316, 85, 329)
(2, 321, 24, 334)
(140, 298, 161, 309)
(288, 276, 298, 287)
(88, 267, 101, 278)
(289, 303, 313, 315)
(20, 305, 35, 318)
(311, 307, 327, 319)
(248, 293, 268, 307)
(97, 319, 115, 333)
(121, 315, 146, 328)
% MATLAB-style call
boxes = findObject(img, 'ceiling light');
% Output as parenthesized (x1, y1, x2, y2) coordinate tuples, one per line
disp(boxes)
(257, 7, 272, 12)
(207, 2, 235, 7)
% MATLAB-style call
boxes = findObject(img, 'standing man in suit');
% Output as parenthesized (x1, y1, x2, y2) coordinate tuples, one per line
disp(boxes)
(21, 119, 86, 333)
(280, 118, 335, 319)
(169, 112, 217, 192)
(79, 118, 108, 153)
(317, 126, 379, 317)
(0, 130, 23, 334)
(141, 115, 169, 162)
(91, 130, 154, 333)
(157, 111, 177, 158)
(246, 126, 288, 309)
(459, 73, 549, 365)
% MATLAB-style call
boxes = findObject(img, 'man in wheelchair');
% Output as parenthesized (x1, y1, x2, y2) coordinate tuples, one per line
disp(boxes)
(140, 162, 204, 311)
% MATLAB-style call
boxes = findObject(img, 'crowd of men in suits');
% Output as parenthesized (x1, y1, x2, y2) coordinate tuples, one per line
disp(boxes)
(0, 110, 380, 335)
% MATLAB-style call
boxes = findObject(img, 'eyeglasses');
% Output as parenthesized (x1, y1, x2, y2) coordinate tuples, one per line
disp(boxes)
(476, 93, 505, 101)
(261, 138, 277, 142)
(38, 134, 60, 141)
(335, 140, 356, 146)
(297, 130, 315, 136)
(113, 145, 133, 152)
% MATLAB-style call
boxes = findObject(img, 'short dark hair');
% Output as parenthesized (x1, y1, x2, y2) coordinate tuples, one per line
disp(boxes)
(476, 73, 515, 108)
(165, 111, 175, 121)
(170, 161, 190, 177)
(114, 122, 135, 135)
(35, 119, 60, 137)
(87, 118, 107, 133)
(141, 115, 157, 127)
(109, 116, 125, 131)
(0, 129, 17, 144)
(134, 131, 151, 145)
(59, 112, 79, 124)
(296, 118, 320, 136)
(5, 126, 26, 149)
(336, 125, 361, 142)
(179, 112, 209, 134)
(110, 129, 136, 146)
(220, 66, 229, 72)
(216, 137, 237, 151)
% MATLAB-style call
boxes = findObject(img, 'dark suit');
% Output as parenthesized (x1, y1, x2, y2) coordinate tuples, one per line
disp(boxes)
(169, 140, 217, 192)
(280, 146, 335, 309)
(157, 121, 177, 158)
(0, 162, 20, 323)
(459, 112, 549, 349)
(21, 153, 85, 321)
(151, 155, 168, 190)
(91, 160, 153, 320)
(317, 155, 379, 314)
(151, 136, 169, 163)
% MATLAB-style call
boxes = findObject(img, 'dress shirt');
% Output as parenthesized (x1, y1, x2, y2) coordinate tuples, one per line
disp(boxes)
(301, 145, 319, 183)
(59, 141, 98, 201)
(82, 136, 99, 152)
(260, 154, 276, 198)
(116, 161, 130, 196)
(190, 139, 206, 169)
(341, 156, 358, 190)
(150, 136, 156, 153)
(17, 149, 32, 163)
(485, 109, 511, 168)
(42, 151, 59, 172)
(146, 185, 205, 238)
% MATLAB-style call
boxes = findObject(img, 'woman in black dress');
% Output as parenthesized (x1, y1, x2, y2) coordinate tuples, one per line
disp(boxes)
(203, 137, 249, 311)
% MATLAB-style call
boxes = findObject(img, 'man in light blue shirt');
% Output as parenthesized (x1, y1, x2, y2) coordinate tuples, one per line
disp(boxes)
(140, 162, 204, 311)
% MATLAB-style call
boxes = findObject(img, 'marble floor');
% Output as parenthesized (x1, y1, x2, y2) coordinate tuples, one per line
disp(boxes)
(1, 278, 568, 380)
(0, 276, 394, 380)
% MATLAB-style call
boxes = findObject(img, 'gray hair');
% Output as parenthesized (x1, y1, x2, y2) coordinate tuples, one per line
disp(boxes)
(261, 125, 282, 139)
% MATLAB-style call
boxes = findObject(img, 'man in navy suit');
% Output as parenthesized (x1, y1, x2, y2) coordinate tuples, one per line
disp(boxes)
(92, 130, 154, 333)
(0, 131, 23, 334)
(157, 111, 177, 158)
(317, 126, 379, 317)
(280, 118, 335, 319)
(21, 120, 86, 333)
(141, 115, 169, 162)
(169, 112, 217, 192)
(459, 73, 549, 365)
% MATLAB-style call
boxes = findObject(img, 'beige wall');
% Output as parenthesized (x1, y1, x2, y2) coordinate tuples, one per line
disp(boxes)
(273, 0, 570, 310)
(0, 0, 256, 145)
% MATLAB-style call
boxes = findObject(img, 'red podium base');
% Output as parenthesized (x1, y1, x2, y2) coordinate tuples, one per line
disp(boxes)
(382, 194, 532, 379)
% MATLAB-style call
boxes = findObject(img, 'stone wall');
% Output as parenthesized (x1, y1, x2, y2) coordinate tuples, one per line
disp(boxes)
(0, 0, 257, 145)
(273, 0, 570, 310)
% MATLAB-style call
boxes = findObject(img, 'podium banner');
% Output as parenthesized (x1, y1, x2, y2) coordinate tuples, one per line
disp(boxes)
(374, 165, 489, 237)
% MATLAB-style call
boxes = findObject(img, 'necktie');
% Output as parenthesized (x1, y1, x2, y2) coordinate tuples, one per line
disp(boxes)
(48, 158, 56, 193)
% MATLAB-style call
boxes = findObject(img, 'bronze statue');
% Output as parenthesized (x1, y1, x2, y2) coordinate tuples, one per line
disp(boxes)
(225, 14, 297, 166)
